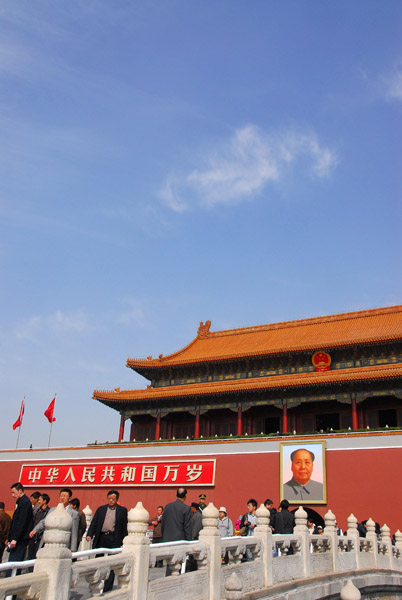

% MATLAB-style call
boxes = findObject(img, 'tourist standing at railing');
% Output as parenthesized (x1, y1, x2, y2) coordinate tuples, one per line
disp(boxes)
(218, 507, 233, 537)
(150, 506, 164, 567)
(86, 489, 128, 593)
(217, 507, 233, 565)
(7, 482, 33, 566)
(161, 488, 192, 576)
(0, 502, 11, 563)
(272, 499, 295, 534)
(241, 498, 257, 562)
(357, 520, 367, 537)
(31, 488, 80, 552)
(190, 502, 203, 540)
(29, 492, 41, 518)
(242, 499, 257, 536)
(28, 493, 50, 559)
(185, 502, 203, 573)
(69, 498, 87, 543)
(150, 505, 164, 542)
(264, 498, 277, 528)
(161, 487, 192, 543)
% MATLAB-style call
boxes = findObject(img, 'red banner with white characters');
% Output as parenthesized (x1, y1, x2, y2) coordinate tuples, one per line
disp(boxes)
(20, 459, 216, 487)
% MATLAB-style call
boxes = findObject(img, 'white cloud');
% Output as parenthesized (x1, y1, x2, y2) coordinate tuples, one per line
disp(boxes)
(160, 125, 338, 212)
(386, 65, 402, 102)
(14, 309, 89, 340)
(114, 298, 146, 327)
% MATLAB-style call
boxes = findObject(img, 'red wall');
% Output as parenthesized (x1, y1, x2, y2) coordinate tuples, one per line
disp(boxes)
(0, 442, 401, 534)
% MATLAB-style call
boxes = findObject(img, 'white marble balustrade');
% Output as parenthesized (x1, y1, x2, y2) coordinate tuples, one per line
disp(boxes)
(0, 502, 401, 600)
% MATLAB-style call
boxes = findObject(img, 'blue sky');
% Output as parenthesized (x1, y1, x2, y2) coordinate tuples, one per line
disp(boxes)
(1, 1, 401, 449)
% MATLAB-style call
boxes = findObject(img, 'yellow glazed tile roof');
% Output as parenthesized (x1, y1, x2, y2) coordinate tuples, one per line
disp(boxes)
(127, 305, 402, 369)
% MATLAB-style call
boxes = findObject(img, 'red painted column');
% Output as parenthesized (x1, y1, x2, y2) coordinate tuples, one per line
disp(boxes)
(351, 396, 358, 430)
(118, 415, 125, 442)
(237, 405, 243, 436)
(155, 411, 161, 440)
(130, 421, 135, 441)
(282, 402, 288, 433)
(195, 409, 200, 439)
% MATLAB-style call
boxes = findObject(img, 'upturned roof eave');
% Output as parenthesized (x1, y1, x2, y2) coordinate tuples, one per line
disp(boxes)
(94, 363, 402, 405)
(127, 334, 402, 371)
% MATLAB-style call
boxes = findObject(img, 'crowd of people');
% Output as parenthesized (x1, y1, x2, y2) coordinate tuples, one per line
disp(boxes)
(1, 481, 392, 584)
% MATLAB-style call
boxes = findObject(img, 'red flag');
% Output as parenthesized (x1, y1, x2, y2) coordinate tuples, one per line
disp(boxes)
(44, 397, 56, 423)
(12, 399, 25, 430)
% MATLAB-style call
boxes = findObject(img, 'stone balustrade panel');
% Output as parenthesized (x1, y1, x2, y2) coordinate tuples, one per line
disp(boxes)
(392, 545, 402, 566)
(71, 554, 133, 597)
(309, 535, 333, 575)
(219, 536, 264, 597)
(148, 571, 208, 600)
(221, 561, 264, 598)
(310, 551, 333, 576)
(221, 537, 261, 565)
(149, 542, 205, 569)
(273, 553, 304, 583)
(337, 536, 357, 572)
(0, 571, 48, 600)
(358, 539, 376, 570)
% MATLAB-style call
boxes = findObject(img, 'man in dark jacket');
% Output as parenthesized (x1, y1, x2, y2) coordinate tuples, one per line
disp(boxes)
(272, 499, 295, 534)
(28, 493, 50, 559)
(190, 502, 203, 540)
(8, 482, 33, 564)
(69, 498, 87, 546)
(0, 502, 11, 563)
(86, 489, 128, 593)
(161, 487, 192, 543)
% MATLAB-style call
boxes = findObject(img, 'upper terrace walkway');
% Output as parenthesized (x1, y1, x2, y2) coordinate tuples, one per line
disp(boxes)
(0, 502, 401, 600)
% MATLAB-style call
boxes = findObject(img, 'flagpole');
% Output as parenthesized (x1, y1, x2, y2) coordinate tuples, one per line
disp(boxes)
(48, 393, 56, 448)
(16, 395, 25, 450)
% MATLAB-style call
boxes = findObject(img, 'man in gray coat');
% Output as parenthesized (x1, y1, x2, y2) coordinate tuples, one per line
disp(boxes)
(161, 487, 192, 543)
(31, 488, 79, 551)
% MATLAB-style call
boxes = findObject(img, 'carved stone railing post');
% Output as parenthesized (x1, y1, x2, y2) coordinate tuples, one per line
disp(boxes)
(346, 513, 359, 569)
(199, 502, 221, 600)
(394, 529, 402, 556)
(33, 503, 73, 600)
(224, 572, 243, 600)
(340, 579, 361, 600)
(80, 504, 93, 552)
(380, 524, 392, 567)
(324, 509, 339, 573)
(293, 506, 310, 577)
(254, 503, 273, 587)
(83, 504, 93, 531)
(365, 517, 378, 568)
(122, 501, 151, 600)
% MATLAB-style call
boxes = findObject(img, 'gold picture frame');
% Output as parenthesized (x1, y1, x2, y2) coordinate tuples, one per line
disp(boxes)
(280, 441, 326, 504)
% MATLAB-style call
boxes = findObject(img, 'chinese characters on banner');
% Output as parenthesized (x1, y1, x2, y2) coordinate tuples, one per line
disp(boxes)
(20, 460, 216, 487)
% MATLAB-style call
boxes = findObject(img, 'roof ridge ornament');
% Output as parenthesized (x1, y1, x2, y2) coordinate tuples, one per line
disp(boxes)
(198, 320, 211, 338)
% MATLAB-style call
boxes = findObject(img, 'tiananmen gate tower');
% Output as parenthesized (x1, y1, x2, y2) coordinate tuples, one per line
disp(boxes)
(1, 304, 402, 535)
(93, 305, 402, 442)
